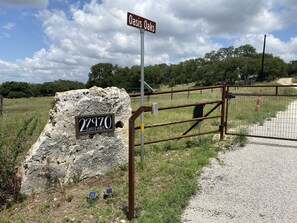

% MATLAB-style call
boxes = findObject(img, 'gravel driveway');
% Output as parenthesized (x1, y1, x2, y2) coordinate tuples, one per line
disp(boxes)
(181, 86, 297, 222)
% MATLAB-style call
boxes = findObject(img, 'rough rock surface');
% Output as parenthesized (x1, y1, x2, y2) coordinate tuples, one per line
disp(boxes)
(20, 87, 131, 194)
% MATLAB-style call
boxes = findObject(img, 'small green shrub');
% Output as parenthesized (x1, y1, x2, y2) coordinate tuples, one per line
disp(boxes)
(65, 194, 74, 202)
(234, 128, 248, 147)
(38, 202, 50, 214)
(282, 87, 297, 95)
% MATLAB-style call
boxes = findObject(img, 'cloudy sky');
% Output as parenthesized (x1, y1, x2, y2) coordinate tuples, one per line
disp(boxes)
(0, 0, 297, 84)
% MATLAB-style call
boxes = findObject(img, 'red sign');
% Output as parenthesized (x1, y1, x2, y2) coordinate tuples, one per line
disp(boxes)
(127, 12, 156, 34)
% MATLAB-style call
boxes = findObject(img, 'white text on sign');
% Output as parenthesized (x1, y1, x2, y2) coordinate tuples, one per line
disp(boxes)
(127, 12, 156, 34)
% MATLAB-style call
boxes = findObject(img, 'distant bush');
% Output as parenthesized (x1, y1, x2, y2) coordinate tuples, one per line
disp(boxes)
(0, 82, 33, 98)
(7, 91, 28, 99)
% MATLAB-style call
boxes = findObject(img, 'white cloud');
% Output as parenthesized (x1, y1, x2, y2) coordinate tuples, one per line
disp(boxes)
(234, 34, 297, 62)
(2, 22, 15, 30)
(0, 0, 48, 8)
(0, 32, 10, 39)
(0, 0, 297, 84)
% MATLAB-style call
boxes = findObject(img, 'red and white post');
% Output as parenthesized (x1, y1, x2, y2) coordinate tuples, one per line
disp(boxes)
(255, 89, 263, 112)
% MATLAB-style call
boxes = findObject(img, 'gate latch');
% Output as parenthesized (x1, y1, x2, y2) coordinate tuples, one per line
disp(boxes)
(226, 92, 236, 99)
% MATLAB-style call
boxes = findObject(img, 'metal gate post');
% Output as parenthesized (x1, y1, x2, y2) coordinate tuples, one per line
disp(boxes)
(220, 85, 227, 140)
(225, 86, 230, 135)
(128, 106, 151, 220)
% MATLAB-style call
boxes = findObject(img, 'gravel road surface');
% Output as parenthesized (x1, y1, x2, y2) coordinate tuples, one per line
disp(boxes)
(181, 81, 297, 223)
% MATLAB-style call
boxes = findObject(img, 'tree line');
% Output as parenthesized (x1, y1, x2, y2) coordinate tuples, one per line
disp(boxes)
(86, 44, 297, 90)
(0, 80, 85, 98)
(1, 44, 297, 98)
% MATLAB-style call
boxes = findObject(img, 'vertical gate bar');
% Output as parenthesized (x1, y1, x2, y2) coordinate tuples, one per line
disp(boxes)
(224, 86, 230, 135)
(220, 85, 226, 140)
(128, 118, 135, 220)
(276, 86, 279, 96)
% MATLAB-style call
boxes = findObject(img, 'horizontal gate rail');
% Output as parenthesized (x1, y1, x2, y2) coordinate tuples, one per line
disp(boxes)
(135, 115, 221, 130)
(157, 100, 222, 110)
(230, 93, 297, 97)
(129, 85, 224, 98)
(226, 133, 297, 142)
(134, 130, 220, 146)
(230, 84, 297, 88)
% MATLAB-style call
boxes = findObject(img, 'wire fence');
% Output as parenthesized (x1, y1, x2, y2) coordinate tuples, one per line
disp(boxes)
(226, 85, 297, 141)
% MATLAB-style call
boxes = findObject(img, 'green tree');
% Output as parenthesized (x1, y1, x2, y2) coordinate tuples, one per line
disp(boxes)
(205, 50, 220, 63)
(217, 46, 235, 60)
(234, 44, 257, 57)
(38, 80, 85, 96)
(237, 57, 260, 83)
(287, 60, 297, 76)
(215, 58, 239, 84)
(0, 81, 33, 98)
(87, 63, 115, 88)
(262, 55, 287, 81)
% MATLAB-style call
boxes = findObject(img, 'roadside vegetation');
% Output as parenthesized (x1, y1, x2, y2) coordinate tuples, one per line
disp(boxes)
(0, 82, 296, 222)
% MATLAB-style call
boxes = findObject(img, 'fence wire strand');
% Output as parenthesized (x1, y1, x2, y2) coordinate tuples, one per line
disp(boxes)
(226, 88, 297, 140)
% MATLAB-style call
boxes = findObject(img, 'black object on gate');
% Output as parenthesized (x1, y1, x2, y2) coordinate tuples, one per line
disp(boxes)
(182, 104, 205, 136)
(193, 104, 204, 119)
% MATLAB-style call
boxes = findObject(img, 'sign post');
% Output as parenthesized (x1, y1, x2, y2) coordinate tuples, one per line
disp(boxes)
(140, 29, 145, 164)
(127, 12, 156, 164)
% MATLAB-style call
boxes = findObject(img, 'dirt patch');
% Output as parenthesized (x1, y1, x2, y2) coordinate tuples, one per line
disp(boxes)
(1, 168, 129, 223)
(277, 78, 297, 89)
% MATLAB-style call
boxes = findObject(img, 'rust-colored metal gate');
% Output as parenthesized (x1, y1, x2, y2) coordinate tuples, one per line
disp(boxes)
(225, 85, 297, 141)
(127, 85, 226, 220)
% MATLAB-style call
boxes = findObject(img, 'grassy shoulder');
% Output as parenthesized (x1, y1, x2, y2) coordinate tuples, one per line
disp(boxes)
(0, 136, 230, 223)
(134, 137, 221, 222)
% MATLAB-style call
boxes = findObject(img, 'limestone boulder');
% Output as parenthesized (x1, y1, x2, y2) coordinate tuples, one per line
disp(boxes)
(20, 86, 131, 194)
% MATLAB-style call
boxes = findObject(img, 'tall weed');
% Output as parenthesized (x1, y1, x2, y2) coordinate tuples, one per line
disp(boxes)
(0, 116, 38, 209)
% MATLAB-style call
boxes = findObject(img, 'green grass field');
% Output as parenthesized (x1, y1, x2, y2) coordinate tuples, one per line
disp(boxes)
(0, 83, 296, 223)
